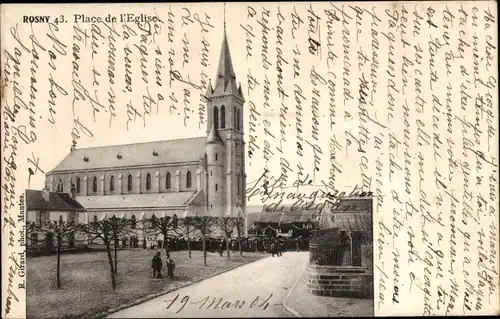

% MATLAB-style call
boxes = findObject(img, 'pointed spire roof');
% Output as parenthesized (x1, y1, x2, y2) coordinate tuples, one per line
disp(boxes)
(213, 27, 238, 96)
(238, 82, 244, 99)
(206, 124, 223, 144)
(205, 81, 213, 96)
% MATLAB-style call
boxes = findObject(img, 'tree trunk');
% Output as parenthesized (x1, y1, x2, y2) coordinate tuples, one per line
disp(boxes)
(164, 231, 170, 257)
(237, 228, 243, 256)
(226, 235, 230, 259)
(105, 241, 116, 290)
(187, 228, 191, 259)
(56, 237, 62, 289)
(114, 237, 118, 275)
(238, 238, 243, 256)
(202, 234, 207, 267)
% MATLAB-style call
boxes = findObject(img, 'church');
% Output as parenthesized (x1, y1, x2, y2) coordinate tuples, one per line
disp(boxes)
(44, 26, 247, 234)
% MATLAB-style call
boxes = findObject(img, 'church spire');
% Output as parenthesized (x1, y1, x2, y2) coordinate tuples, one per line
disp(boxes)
(213, 5, 238, 96)
(206, 124, 223, 144)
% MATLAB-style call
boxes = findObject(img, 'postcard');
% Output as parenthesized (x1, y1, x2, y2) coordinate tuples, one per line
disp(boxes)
(1, 1, 498, 318)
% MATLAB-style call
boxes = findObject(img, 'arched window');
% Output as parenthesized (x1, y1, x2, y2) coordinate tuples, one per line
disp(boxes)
(213, 106, 219, 129)
(233, 106, 237, 128)
(165, 172, 171, 189)
(131, 215, 137, 229)
(186, 171, 192, 188)
(236, 109, 241, 131)
(93, 215, 98, 224)
(76, 177, 81, 193)
(215, 153, 218, 161)
(127, 174, 133, 191)
(57, 179, 63, 192)
(109, 175, 115, 192)
(59, 215, 63, 223)
(220, 105, 226, 128)
(146, 173, 152, 190)
(237, 174, 241, 195)
(215, 184, 218, 191)
(92, 176, 98, 193)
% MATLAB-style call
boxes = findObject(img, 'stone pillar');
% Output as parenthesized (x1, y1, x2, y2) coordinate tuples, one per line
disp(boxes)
(175, 170, 180, 192)
(154, 171, 160, 193)
(196, 169, 201, 190)
(351, 231, 363, 266)
(83, 176, 88, 196)
(117, 174, 122, 195)
(100, 175, 105, 195)
(136, 172, 141, 194)
(204, 170, 209, 206)
(46, 176, 54, 191)
(67, 177, 72, 193)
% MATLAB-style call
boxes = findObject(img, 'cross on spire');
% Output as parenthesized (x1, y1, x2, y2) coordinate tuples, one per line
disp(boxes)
(223, 2, 226, 29)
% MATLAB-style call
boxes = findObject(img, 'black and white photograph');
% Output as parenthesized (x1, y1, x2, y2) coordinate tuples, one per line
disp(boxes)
(1, 1, 498, 318)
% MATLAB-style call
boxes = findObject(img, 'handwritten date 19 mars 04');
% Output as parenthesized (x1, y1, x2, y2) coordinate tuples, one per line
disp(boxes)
(165, 293, 274, 313)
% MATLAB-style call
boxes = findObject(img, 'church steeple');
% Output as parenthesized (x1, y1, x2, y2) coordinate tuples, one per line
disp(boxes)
(213, 23, 238, 96)
(204, 9, 246, 220)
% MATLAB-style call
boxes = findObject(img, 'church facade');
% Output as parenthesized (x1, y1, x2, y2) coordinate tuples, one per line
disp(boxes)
(45, 27, 247, 233)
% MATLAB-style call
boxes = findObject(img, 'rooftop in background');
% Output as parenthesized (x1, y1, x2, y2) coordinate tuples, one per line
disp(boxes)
(76, 191, 200, 211)
(26, 189, 86, 212)
(48, 137, 206, 173)
(248, 197, 373, 225)
(251, 210, 317, 224)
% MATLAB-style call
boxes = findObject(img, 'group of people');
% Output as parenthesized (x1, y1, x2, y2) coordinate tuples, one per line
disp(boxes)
(270, 239, 285, 257)
(151, 252, 175, 279)
(118, 235, 309, 253)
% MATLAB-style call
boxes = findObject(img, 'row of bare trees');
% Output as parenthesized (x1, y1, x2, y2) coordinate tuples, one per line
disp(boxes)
(27, 214, 245, 290)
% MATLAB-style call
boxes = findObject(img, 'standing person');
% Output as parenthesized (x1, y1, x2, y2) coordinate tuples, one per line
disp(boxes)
(151, 252, 163, 278)
(278, 240, 284, 257)
(166, 254, 175, 278)
(270, 240, 276, 257)
(218, 239, 224, 257)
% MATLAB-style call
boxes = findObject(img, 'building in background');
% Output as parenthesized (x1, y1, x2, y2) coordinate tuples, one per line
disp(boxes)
(248, 209, 318, 238)
(26, 188, 87, 251)
(44, 25, 247, 237)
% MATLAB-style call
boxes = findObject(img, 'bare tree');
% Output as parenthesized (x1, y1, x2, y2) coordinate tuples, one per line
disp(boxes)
(140, 214, 179, 258)
(78, 216, 130, 290)
(234, 215, 245, 256)
(191, 216, 215, 266)
(26, 221, 35, 237)
(109, 215, 133, 275)
(341, 212, 372, 243)
(340, 212, 373, 267)
(181, 216, 196, 259)
(36, 219, 78, 289)
(215, 217, 236, 259)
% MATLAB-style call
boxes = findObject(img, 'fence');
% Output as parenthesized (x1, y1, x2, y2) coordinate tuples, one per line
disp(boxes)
(309, 229, 351, 266)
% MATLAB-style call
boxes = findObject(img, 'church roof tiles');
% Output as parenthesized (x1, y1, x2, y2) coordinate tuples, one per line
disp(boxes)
(50, 137, 206, 172)
(26, 189, 86, 212)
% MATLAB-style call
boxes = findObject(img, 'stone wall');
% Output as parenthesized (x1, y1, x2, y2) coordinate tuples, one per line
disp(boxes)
(307, 265, 373, 298)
